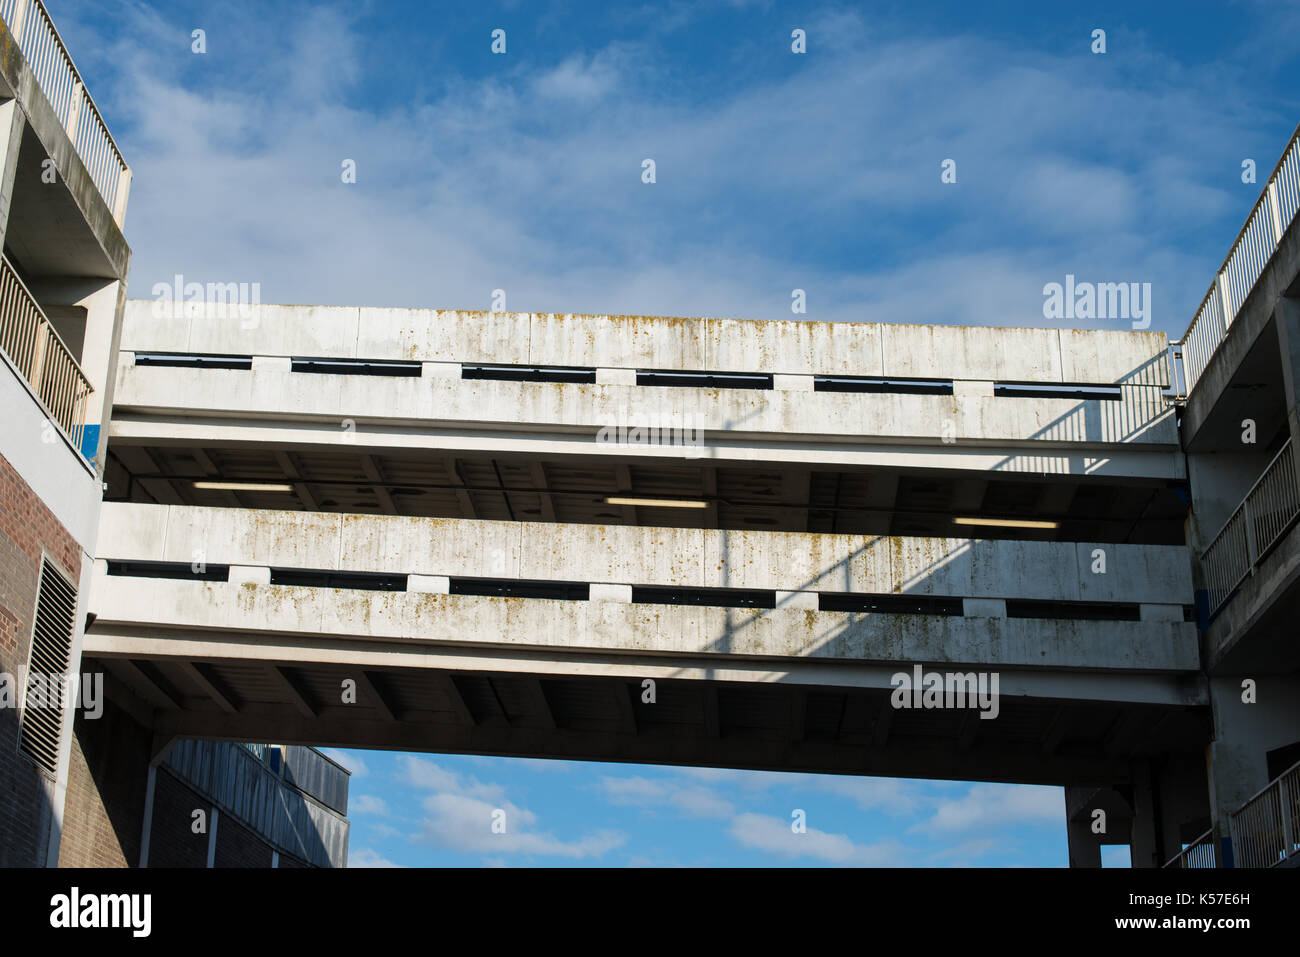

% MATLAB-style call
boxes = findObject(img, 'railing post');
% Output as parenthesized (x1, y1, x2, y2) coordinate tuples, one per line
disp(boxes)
(1283, 773, 1296, 863)
(63, 79, 82, 143)
(1218, 272, 1234, 329)
(1268, 181, 1286, 246)
(26, 313, 47, 394)
(1242, 497, 1258, 569)
(9, 0, 31, 46)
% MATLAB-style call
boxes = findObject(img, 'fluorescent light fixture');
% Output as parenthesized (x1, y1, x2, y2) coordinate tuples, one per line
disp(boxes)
(605, 496, 709, 509)
(953, 516, 1059, 529)
(194, 481, 294, 493)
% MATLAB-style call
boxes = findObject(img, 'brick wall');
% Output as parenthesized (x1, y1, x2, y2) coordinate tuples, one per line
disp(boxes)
(57, 696, 151, 868)
(214, 811, 273, 868)
(0, 450, 81, 867)
(148, 770, 210, 867)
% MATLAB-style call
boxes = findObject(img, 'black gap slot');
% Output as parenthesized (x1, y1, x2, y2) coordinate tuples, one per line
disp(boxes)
(815, 377, 954, 395)
(637, 370, 774, 390)
(133, 353, 252, 371)
(633, 586, 776, 608)
(461, 365, 596, 384)
(291, 358, 421, 377)
(1005, 599, 1141, 621)
(106, 560, 229, 582)
(994, 382, 1122, 401)
(818, 592, 964, 615)
(450, 578, 590, 600)
(270, 569, 407, 591)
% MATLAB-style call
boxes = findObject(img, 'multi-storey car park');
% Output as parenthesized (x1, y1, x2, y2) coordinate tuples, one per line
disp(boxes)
(0, 0, 1297, 868)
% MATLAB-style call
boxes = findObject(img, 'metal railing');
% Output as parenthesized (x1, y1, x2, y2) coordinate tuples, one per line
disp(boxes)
(1200, 438, 1300, 615)
(0, 254, 92, 452)
(1230, 760, 1300, 868)
(1163, 828, 1217, 868)
(1172, 123, 1300, 398)
(0, 0, 131, 225)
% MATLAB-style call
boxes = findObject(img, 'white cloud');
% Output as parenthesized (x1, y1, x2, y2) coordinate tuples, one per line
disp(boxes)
(350, 794, 389, 816)
(914, 784, 1062, 837)
(348, 847, 399, 868)
(599, 775, 735, 818)
(728, 813, 904, 865)
(417, 792, 625, 859)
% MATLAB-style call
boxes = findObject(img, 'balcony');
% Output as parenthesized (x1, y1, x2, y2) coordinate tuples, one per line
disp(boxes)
(1200, 439, 1300, 617)
(1229, 760, 1300, 868)
(1170, 124, 1300, 398)
(0, 252, 92, 457)
(0, 0, 130, 224)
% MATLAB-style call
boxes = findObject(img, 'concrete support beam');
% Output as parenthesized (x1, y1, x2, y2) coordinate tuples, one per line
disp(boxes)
(773, 373, 815, 392)
(596, 367, 637, 386)
(251, 356, 291, 373)
(953, 380, 995, 397)
(1139, 603, 1183, 622)
(228, 565, 271, 584)
(776, 590, 818, 610)
(590, 583, 632, 602)
(421, 361, 461, 379)
(408, 575, 450, 594)
(962, 597, 1006, 618)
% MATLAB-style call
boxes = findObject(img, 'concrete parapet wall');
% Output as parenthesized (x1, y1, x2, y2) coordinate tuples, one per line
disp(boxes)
(87, 569, 1199, 677)
(97, 503, 1194, 605)
(121, 301, 1171, 386)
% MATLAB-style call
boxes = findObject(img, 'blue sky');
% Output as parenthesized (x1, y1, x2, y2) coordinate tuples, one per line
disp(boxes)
(48, 0, 1298, 865)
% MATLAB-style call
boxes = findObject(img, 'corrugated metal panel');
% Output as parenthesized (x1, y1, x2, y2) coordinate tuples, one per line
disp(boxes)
(165, 740, 349, 867)
(283, 745, 350, 815)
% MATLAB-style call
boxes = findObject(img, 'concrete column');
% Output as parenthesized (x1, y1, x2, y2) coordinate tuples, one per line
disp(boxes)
(251, 355, 291, 373)
(421, 361, 461, 379)
(1138, 603, 1182, 622)
(589, 583, 632, 602)
(962, 597, 1005, 617)
(775, 590, 818, 610)
(773, 374, 814, 392)
(0, 97, 25, 248)
(1128, 760, 1163, 868)
(1273, 296, 1300, 481)
(596, 368, 636, 387)
(1064, 786, 1102, 868)
(228, 565, 271, 584)
(407, 575, 450, 594)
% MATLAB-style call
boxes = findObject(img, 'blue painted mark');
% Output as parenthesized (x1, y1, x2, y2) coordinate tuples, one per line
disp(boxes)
(79, 423, 99, 466)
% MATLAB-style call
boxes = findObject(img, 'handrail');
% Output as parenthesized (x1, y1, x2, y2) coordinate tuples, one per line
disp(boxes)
(1229, 759, 1300, 868)
(1162, 828, 1216, 868)
(0, 254, 93, 454)
(1200, 437, 1300, 615)
(0, 0, 131, 225)
(1174, 122, 1300, 397)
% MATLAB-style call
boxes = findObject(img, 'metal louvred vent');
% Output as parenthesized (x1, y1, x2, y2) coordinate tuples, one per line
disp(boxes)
(18, 559, 77, 775)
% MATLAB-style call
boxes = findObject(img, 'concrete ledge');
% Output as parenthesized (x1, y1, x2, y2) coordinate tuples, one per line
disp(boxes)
(111, 364, 1182, 452)
(773, 374, 815, 392)
(96, 503, 1196, 606)
(87, 569, 1203, 679)
(776, 590, 819, 609)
